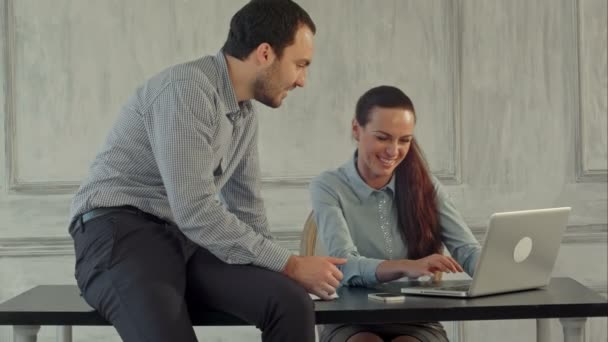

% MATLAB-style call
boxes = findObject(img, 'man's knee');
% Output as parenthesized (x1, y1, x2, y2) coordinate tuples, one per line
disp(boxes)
(264, 275, 314, 318)
(257, 274, 315, 340)
(276, 275, 312, 303)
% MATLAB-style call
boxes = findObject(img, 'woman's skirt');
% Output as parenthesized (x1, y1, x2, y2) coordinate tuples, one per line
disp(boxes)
(318, 321, 449, 342)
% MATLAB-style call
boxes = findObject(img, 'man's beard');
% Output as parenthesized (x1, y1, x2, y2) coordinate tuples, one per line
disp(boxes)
(253, 64, 283, 108)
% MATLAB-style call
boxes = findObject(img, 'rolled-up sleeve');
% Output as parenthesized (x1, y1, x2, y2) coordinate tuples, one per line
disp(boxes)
(144, 80, 291, 272)
(310, 176, 382, 287)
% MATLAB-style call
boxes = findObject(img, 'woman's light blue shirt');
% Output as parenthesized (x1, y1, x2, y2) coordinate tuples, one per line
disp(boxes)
(310, 153, 481, 287)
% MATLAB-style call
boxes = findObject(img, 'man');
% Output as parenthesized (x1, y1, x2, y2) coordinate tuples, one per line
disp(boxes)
(69, 1, 345, 341)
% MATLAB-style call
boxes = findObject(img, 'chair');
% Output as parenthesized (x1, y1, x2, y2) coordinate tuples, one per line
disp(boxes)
(299, 211, 442, 281)
(299, 211, 318, 256)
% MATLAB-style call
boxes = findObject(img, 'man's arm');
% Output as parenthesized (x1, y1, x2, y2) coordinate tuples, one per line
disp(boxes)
(220, 115, 273, 240)
(144, 79, 290, 271)
(144, 79, 346, 299)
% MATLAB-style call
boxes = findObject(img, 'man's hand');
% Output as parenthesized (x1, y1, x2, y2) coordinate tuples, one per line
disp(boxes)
(282, 255, 347, 300)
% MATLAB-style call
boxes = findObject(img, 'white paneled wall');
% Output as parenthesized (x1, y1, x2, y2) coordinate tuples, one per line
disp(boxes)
(1, 1, 606, 341)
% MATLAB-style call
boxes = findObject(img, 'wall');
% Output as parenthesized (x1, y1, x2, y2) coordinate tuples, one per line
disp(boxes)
(1, 0, 606, 341)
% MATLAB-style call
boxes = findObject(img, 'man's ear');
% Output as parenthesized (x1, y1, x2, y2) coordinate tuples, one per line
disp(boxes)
(254, 43, 276, 67)
(352, 119, 360, 141)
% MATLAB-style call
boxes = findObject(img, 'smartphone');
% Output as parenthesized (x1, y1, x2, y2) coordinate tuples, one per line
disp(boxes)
(368, 292, 406, 303)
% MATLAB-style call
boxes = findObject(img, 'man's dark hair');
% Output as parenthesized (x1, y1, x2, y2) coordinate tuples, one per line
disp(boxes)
(222, 0, 316, 60)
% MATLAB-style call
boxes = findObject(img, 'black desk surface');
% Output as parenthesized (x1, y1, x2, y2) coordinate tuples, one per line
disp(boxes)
(1, 277, 606, 326)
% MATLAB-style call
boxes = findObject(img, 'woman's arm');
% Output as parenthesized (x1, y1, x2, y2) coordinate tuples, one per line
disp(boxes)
(310, 175, 383, 287)
(376, 254, 464, 283)
(434, 177, 482, 276)
(311, 174, 466, 286)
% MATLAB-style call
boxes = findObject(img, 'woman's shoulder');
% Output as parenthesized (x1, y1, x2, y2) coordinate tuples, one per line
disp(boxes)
(311, 164, 353, 193)
(313, 158, 353, 182)
(428, 173, 445, 191)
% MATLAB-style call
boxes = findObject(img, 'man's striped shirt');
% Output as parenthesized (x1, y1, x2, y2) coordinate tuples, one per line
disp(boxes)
(70, 51, 292, 272)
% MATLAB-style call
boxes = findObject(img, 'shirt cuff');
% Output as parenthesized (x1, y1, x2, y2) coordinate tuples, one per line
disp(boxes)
(252, 239, 293, 272)
(359, 257, 384, 285)
(462, 247, 482, 276)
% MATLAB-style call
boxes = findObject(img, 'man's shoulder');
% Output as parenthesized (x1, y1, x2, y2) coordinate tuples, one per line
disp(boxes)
(167, 55, 219, 87)
(143, 55, 219, 100)
(130, 55, 217, 102)
(132, 55, 225, 115)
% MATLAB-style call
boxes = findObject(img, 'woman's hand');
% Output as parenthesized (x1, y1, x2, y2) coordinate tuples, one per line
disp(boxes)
(404, 254, 464, 278)
(376, 255, 464, 282)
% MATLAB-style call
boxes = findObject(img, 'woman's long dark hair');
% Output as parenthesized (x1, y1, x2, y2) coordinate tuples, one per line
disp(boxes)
(355, 86, 442, 260)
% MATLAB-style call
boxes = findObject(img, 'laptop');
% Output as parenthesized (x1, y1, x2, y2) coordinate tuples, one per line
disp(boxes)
(399, 207, 571, 298)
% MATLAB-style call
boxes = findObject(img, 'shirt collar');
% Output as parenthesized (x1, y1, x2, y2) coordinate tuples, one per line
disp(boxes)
(214, 51, 253, 119)
(343, 150, 396, 203)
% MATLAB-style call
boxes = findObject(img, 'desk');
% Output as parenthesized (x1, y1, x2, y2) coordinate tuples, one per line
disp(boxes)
(1, 277, 606, 342)
(319, 277, 607, 342)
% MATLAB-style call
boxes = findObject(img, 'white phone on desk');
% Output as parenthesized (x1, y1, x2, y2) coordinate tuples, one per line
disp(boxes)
(368, 293, 406, 303)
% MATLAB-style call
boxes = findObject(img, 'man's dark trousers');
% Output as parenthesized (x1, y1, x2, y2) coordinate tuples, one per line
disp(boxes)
(71, 209, 315, 342)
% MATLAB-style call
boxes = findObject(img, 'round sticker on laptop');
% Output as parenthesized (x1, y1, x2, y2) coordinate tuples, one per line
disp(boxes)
(513, 237, 533, 263)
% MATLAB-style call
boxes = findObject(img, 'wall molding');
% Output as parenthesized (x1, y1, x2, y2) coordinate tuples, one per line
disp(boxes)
(3, 0, 15, 193)
(445, 0, 463, 185)
(5, 0, 464, 194)
(7, 170, 464, 195)
(412, 0, 463, 185)
(470, 223, 608, 245)
(587, 280, 608, 297)
(9, 177, 316, 195)
(1, 224, 605, 258)
(2, 0, 322, 194)
(573, 0, 608, 183)
(0, 236, 73, 257)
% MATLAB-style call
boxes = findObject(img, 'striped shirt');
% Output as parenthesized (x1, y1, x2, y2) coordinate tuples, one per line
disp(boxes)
(70, 51, 292, 272)
(310, 153, 481, 286)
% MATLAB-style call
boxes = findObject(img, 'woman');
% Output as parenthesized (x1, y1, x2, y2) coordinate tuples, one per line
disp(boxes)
(310, 86, 481, 342)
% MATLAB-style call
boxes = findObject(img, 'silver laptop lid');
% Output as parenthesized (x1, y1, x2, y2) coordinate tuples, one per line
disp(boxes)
(468, 207, 571, 297)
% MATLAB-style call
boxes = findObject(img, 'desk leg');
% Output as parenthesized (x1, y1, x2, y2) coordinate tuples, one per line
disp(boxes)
(57, 326, 73, 342)
(559, 317, 587, 342)
(13, 325, 41, 342)
(536, 319, 551, 342)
